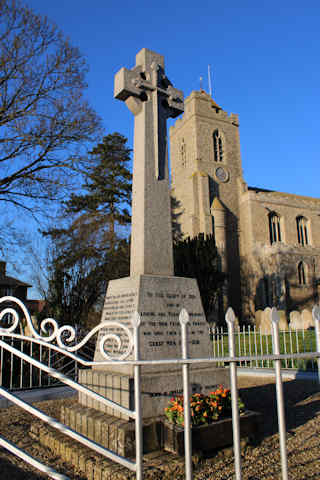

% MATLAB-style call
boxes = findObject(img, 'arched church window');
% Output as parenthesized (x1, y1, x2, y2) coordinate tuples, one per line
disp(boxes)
(213, 129, 224, 162)
(298, 261, 307, 285)
(296, 216, 309, 246)
(269, 212, 281, 244)
(180, 138, 186, 168)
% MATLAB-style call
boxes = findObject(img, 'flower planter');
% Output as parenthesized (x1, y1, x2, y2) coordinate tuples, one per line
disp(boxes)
(163, 410, 260, 456)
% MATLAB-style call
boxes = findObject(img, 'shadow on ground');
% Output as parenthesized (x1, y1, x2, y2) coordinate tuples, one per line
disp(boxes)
(239, 378, 320, 438)
(0, 454, 45, 480)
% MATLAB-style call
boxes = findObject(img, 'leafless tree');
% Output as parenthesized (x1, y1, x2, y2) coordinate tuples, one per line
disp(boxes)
(0, 0, 101, 216)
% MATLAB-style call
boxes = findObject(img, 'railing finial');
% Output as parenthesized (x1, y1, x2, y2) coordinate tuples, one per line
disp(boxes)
(179, 308, 189, 326)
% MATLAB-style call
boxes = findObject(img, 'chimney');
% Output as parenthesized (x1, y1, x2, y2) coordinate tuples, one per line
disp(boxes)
(0, 262, 6, 277)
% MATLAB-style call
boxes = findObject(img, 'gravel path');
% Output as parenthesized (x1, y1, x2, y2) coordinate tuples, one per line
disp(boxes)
(0, 376, 319, 479)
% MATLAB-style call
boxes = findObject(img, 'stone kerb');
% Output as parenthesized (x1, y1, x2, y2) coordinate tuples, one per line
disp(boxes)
(289, 310, 302, 330)
(255, 310, 263, 329)
(278, 310, 288, 331)
(301, 309, 314, 329)
(289, 309, 314, 330)
(259, 307, 272, 334)
(234, 315, 240, 331)
(258, 308, 288, 334)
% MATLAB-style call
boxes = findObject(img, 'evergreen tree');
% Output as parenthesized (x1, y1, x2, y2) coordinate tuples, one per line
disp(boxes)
(43, 133, 131, 326)
(65, 133, 131, 246)
(174, 234, 227, 324)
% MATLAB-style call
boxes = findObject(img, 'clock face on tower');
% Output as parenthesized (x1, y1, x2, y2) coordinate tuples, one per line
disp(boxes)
(215, 166, 229, 183)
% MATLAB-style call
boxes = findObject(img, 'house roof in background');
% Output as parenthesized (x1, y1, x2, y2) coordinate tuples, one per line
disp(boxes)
(0, 275, 31, 288)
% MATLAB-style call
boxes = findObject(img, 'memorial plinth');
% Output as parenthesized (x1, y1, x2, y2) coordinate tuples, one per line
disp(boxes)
(79, 274, 229, 418)
(78, 48, 229, 420)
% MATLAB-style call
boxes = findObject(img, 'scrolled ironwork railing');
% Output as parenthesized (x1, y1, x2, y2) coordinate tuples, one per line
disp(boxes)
(0, 296, 134, 360)
(0, 296, 319, 480)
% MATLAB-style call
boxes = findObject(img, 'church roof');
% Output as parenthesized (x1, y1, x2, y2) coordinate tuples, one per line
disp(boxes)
(248, 185, 320, 203)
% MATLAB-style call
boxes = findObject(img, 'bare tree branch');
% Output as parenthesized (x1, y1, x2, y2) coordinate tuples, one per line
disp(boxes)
(0, 0, 102, 215)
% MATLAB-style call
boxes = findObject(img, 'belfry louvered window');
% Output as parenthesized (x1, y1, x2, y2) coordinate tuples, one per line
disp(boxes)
(180, 138, 186, 168)
(213, 130, 223, 162)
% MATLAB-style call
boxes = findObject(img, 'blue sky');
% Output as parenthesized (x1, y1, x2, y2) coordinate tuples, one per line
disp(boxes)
(10, 0, 320, 295)
(25, 0, 320, 196)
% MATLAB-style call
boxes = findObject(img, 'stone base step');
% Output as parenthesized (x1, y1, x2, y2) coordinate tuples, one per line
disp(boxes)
(29, 422, 184, 480)
(60, 403, 163, 457)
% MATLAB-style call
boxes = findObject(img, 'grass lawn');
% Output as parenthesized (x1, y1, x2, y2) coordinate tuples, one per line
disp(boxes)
(212, 329, 318, 370)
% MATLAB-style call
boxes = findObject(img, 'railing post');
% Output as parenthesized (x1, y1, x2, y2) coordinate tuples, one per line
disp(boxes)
(132, 311, 143, 480)
(312, 305, 320, 383)
(271, 307, 288, 480)
(226, 307, 242, 480)
(179, 308, 193, 480)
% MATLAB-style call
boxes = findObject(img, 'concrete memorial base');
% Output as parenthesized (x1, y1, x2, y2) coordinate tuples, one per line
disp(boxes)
(78, 366, 230, 419)
(79, 274, 230, 419)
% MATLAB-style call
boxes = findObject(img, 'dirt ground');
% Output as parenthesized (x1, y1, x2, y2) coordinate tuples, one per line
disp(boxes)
(0, 375, 319, 479)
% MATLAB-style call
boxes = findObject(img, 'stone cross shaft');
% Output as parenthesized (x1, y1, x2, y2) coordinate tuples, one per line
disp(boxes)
(114, 48, 184, 277)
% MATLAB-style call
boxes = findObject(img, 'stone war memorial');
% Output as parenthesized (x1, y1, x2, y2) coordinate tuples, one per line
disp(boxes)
(78, 48, 229, 433)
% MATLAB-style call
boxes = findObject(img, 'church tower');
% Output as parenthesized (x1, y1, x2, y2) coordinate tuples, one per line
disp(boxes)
(170, 90, 245, 316)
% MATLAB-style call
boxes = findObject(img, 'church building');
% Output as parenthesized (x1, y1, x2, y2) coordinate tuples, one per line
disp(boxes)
(170, 90, 320, 322)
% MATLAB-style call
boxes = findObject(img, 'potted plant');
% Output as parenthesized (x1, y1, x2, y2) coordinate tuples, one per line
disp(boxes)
(163, 386, 259, 455)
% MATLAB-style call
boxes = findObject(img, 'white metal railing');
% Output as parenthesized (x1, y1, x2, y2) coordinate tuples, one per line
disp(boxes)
(0, 296, 319, 480)
(212, 322, 319, 371)
(0, 327, 95, 391)
(2, 314, 318, 393)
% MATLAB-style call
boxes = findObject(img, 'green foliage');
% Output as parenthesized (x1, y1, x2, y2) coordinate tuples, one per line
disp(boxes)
(65, 133, 131, 233)
(174, 234, 227, 321)
(165, 386, 245, 426)
(213, 328, 318, 370)
(42, 133, 131, 326)
(41, 238, 130, 327)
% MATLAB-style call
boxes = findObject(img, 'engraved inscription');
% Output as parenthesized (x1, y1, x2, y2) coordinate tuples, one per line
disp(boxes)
(96, 284, 208, 360)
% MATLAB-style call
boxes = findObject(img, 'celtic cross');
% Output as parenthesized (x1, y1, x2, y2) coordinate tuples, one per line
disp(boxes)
(114, 48, 184, 277)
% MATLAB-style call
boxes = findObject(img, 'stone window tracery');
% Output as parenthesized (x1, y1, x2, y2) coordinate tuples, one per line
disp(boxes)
(296, 216, 309, 246)
(269, 212, 281, 244)
(213, 129, 224, 162)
